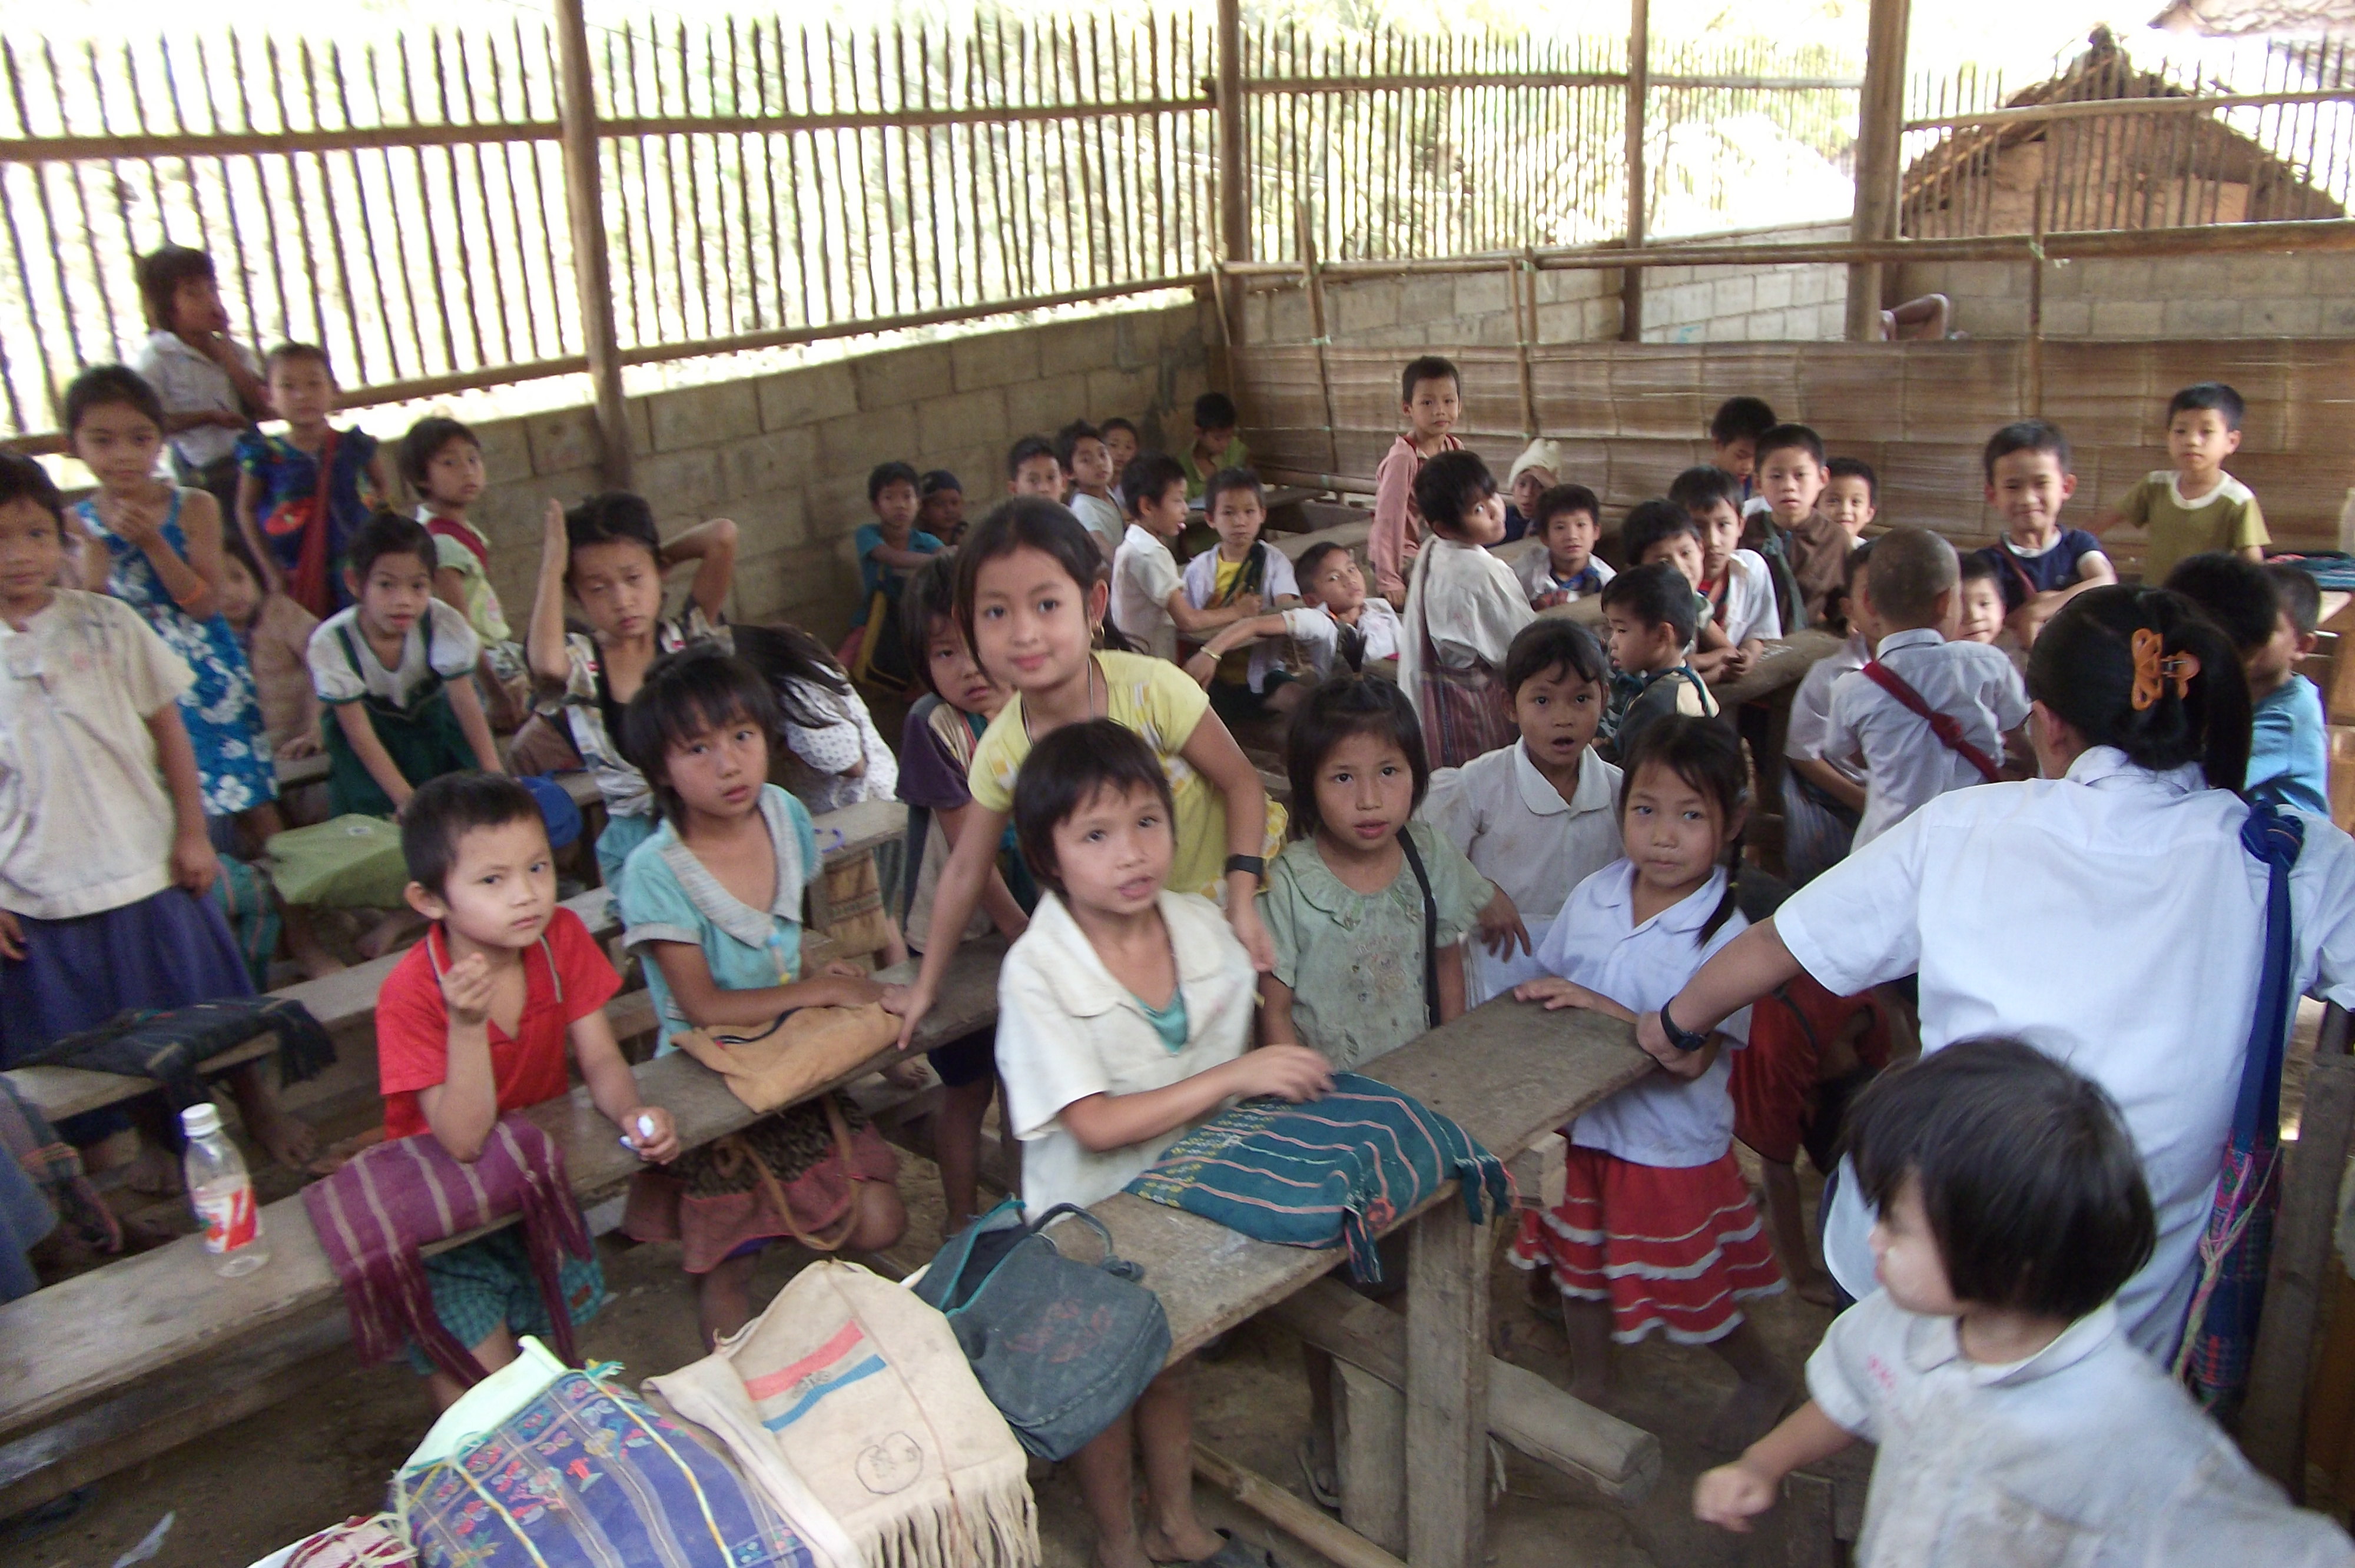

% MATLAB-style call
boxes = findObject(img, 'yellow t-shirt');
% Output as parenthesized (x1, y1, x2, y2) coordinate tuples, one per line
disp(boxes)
(967, 650, 1281, 900)
(2117, 470, 2268, 584)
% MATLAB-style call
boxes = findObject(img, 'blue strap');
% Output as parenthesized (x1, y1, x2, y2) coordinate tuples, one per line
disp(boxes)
(2234, 798, 2305, 1140)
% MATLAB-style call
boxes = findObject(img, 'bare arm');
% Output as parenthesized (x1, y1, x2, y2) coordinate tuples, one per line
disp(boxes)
(645, 940, 886, 1029)
(415, 953, 500, 1162)
(110, 489, 223, 620)
(333, 702, 417, 812)
(234, 471, 280, 592)
(145, 702, 220, 896)
(568, 1009, 679, 1162)
(1165, 589, 1259, 636)
(1258, 971, 1299, 1045)
(892, 802, 1006, 1047)
(1787, 756, 1868, 815)
(866, 540, 936, 571)
(662, 517, 739, 620)
(1058, 1047, 1334, 1153)
(1694, 1401, 1855, 1533)
(937, 799, 1028, 940)
(1178, 706, 1275, 971)
(1435, 941, 1468, 1024)
(1636, 919, 1803, 1062)
(526, 500, 573, 687)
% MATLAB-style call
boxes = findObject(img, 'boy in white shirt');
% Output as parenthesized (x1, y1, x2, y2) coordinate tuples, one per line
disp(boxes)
(1178, 468, 1302, 723)
(1397, 449, 1535, 768)
(1057, 419, 1125, 560)
(1827, 526, 2029, 849)
(1188, 540, 1399, 685)
(1109, 453, 1256, 664)
(1517, 483, 1616, 607)
(1781, 542, 1875, 885)
(1671, 464, 1782, 657)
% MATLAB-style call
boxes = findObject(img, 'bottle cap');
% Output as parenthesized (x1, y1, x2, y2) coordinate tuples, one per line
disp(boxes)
(181, 1103, 223, 1138)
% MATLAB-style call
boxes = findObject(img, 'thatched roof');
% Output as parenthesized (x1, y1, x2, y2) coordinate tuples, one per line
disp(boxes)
(2150, 0, 2355, 37)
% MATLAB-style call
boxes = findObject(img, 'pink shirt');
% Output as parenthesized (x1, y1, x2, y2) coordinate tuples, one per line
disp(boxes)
(1369, 431, 1465, 601)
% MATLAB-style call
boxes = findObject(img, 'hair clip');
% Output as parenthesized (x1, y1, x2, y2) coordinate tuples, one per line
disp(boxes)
(2130, 627, 2200, 712)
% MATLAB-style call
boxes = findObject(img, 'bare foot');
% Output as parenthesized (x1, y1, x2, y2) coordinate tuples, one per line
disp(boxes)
(1703, 1366, 1794, 1453)
(120, 1141, 185, 1198)
(881, 1057, 928, 1091)
(241, 1097, 319, 1170)
(356, 907, 426, 960)
(1139, 1521, 1228, 1565)
(1793, 1268, 1842, 1309)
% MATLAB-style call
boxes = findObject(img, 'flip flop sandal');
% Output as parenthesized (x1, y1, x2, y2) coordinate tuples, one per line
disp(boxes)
(1296, 1436, 1342, 1511)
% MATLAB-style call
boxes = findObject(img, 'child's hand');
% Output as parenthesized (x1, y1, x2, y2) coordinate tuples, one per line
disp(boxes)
(1228, 896, 1276, 974)
(619, 1107, 679, 1164)
(827, 970, 888, 1008)
(0, 909, 24, 962)
(1182, 650, 1219, 687)
(540, 499, 569, 561)
(1693, 1459, 1779, 1532)
(277, 732, 322, 760)
(106, 497, 168, 550)
(440, 951, 496, 1029)
(891, 981, 936, 1051)
(170, 827, 220, 897)
(1232, 592, 1263, 618)
(208, 407, 250, 429)
(1233, 1044, 1335, 1104)
(1476, 888, 1531, 960)
(1514, 975, 1603, 1011)
(1717, 646, 1754, 680)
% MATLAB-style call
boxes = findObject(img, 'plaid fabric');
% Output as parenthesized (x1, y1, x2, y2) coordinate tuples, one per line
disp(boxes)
(209, 852, 281, 989)
(404, 1230, 606, 1378)
(1126, 1072, 1512, 1284)
(0, 1076, 118, 1254)
(17, 995, 333, 1111)
(1416, 660, 1518, 770)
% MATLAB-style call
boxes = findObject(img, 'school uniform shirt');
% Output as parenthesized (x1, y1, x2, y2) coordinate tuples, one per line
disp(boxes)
(540, 606, 727, 822)
(1709, 549, 1783, 646)
(2117, 470, 2269, 586)
(996, 888, 1258, 1212)
(1111, 523, 1184, 663)
(1514, 549, 1613, 605)
(1534, 862, 1753, 1167)
(0, 591, 194, 921)
(1426, 742, 1624, 1005)
(1782, 632, 1869, 786)
(133, 330, 260, 471)
(1397, 536, 1536, 708)
(1182, 543, 1299, 692)
(1069, 493, 1125, 558)
(1258, 822, 1493, 1072)
(1826, 628, 2028, 849)
(1280, 600, 1403, 681)
(1808, 1290, 2354, 1568)
(2251, 672, 2330, 818)
(1776, 746, 2355, 1356)
(307, 599, 481, 714)
(375, 908, 622, 1142)
(1369, 432, 1466, 602)
(1977, 529, 2106, 614)
(780, 676, 898, 816)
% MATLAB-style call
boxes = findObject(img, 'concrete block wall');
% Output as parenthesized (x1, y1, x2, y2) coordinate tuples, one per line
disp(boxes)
(1637, 224, 1852, 344)
(1893, 247, 2355, 339)
(1240, 265, 1624, 349)
(452, 301, 1211, 649)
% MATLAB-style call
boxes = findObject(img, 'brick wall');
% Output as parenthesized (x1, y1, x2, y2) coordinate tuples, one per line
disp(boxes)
(1893, 248, 2355, 340)
(450, 301, 1211, 647)
(1637, 224, 1852, 344)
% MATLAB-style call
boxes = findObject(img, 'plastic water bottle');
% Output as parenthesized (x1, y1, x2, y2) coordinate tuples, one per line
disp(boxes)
(182, 1103, 268, 1278)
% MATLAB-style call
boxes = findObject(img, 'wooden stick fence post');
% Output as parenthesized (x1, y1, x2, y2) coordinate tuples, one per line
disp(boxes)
(1620, 0, 1648, 342)
(1845, 0, 1910, 341)
(1515, 250, 1539, 438)
(555, 0, 632, 489)
(1296, 195, 1340, 476)
(1216, 0, 1249, 264)
(2025, 188, 2046, 417)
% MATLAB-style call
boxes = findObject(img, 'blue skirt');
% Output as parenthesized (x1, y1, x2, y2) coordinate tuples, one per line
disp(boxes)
(0, 887, 254, 1068)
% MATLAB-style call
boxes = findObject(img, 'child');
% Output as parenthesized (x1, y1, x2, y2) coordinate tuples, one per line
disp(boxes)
(1428, 620, 1624, 1005)
(1954, 552, 2005, 646)
(1746, 423, 1827, 634)
(1780, 542, 1874, 885)
(310, 511, 502, 820)
(1708, 396, 1777, 495)
(526, 491, 738, 888)
(1795, 454, 1875, 626)
(2101, 381, 2268, 584)
(764, 620, 910, 969)
(1517, 483, 1615, 608)
(1697, 1040, 2353, 1563)
(1620, 500, 1739, 681)
(1112, 453, 1256, 663)
(918, 469, 966, 546)
(1057, 420, 1125, 559)
(131, 244, 271, 519)
(890, 498, 1282, 1050)
(1180, 467, 1302, 723)
(1670, 465, 1781, 659)
(1099, 417, 1141, 501)
(615, 649, 905, 1346)
(405, 416, 530, 732)
(895, 555, 1037, 1227)
(853, 460, 945, 633)
(379, 772, 679, 1408)
(1976, 418, 2116, 647)
(1828, 526, 2028, 849)
(234, 344, 389, 617)
(217, 531, 321, 760)
(1006, 434, 1064, 500)
(1600, 562, 1720, 762)
(1397, 449, 1535, 768)
(992, 718, 1332, 1568)
(1179, 390, 1249, 501)
(1508, 716, 1788, 1447)
(1504, 437, 1561, 543)
(1188, 540, 1400, 685)
(2165, 553, 2329, 816)
(67, 366, 282, 833)
(1370, 357, 1467, 606)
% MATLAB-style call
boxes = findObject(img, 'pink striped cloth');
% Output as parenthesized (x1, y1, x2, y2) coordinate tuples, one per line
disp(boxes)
(301, 1115, 592, 1384)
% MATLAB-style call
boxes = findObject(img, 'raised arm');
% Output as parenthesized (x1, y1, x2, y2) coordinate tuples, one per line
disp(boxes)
(662, 516, 739, 620)
(526, 500, 574, 687)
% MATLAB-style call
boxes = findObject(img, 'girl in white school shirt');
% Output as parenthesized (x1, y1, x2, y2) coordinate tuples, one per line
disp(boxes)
(1644, 586, 2355, 1360)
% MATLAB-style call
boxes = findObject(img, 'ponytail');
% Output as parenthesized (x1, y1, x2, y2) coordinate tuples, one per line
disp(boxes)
(1615, 714, 1749, 945)
(2026, 586, 2251, 792)
(1700, 825, 1745, 945)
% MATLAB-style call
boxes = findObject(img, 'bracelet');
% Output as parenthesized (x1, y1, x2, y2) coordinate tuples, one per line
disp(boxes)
(1224, 853, 1266, 881)
(1658, 999, 1710, 1053)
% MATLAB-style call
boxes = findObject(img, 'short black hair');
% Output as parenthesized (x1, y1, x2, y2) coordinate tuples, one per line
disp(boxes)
(1826, 455, 1878, 501)
(0, 451, 67, 540)
(868, 460, 920, 504)
(263, 341, 335, 381)
(2267, 562, 2323, 638)
(616, 646, 781, 826)
(398, 416, 480, 492)
(898, 550, 963, 696)
(1099, 417, 1139, 441)
(1122, 453, 1188, 517)
(1411, 449, 1494, 536)
(1866, 526, 1960, 627)
(402, 771, 547, 896)
(1754, 423, 1825, 470)
(2164, 551, 2280, 654)
(2028, 586, 2250, 791)
(920, 468, 962, 498)
(1600, 560, 1697, 646)
(1956, 549, 1998, 587)
(1011, 718, 1176, 896)
(1983, 418, 2072, 481)
(1616, 713, 1747, 942)
(1192, 391, 1238, 431)
(564, 491, 662, 573)
(218, 524, 271, 594)
(1667, 465, 1742, 517)
(1620, 497, 1701, 564)
(135, 243, 216, 332)
(1400, 356, 1461, 406)
(1503, 617, 1608, 696)
(1295, 540, 1353, 584)
(1533, 483, 1601, 534)
(1054, 420, 1104, 471)
(1709, 396, 1777, 447)
(1007, 434, 1059, 479)
(346, 510, 436, 581)
(1203, 466, 1264, 517)
(1823, 537, 1877, 636)
(62, 364, 165, 436)
(1847, 1037, 2155, 1321)
(1283, 675, 1429, 842)
(2168, 381, 2245, 432)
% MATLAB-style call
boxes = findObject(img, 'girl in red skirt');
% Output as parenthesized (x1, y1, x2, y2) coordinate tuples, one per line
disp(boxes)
(1508, 714, 1790, 1449)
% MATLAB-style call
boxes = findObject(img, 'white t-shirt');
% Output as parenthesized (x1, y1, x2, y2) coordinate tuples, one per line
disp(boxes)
(133, 330, 260, 470)
(781, 677, 898, 815)
(1777, 747, 2355, 1356)
(0, 592, 195, 920)
(1399, 537, 1536, 739)
(1070, 493, 1125, 557)
(1112, 523, 1185, 664)
(308, 599, 481, 710)
(1826, 627, 2029, 848)
(1713, 548, 1783, 647)
(1530, 861, 1752, 1167)
(1425, 741, 1624, 1005)
(1279, 600, 1403, 681)
(1514, 549, 1614, 604)
(1809, 1290, 2354, 1568)
(1783, 631, 1869, 786)
(1182, 543, 1301, 693)
(996, 889, 1259, 1212)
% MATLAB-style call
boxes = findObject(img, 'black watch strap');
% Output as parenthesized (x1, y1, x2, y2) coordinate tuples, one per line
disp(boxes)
(1225, 853, 1266, 880)
(1659, 999, 1710, 1053)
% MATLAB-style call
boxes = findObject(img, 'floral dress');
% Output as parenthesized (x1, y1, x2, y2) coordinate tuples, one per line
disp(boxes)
(78, 491, 278, 818)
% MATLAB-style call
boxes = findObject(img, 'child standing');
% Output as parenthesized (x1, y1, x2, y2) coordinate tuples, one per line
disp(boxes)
(1671, 466, 1782, 657)
(1976, 419, 2116, 646)
(2165, 553, 2329, 816)
(1794, 456, 1875, 626)
(2101, 381, 2268, 584)
(378, 772, 679, 1408)
(1058, 421, 1125, 559)
(1370, 357, 1467, 606)
(918, 469, 966, 546)
(615, 649, 905, 1346)
(1180, 467, 1303, 724)
(1744, 424, 1827, 635)
(216, 532, 321, 760)
(1697, 1041, 2352, 1563)
(854, 461, 946, 632)
(1509, 716, 1788, 1447)
(1188, 540, 1401, 686)
(1398, 450, 1535, 768)
(1830, 527, 2029, 849)
(1780, 542, 1875, 885)
(131, 245, 271, 519)
(1428, 620, 1624, 1005)
(1517, 483, 1615, 607)
(1112, 454, 1257, 663)
(1178, 391, 1250, 501)
(1600, 562, 1720, 762)
(233, 344, 389, 618)
(993, 719, 1332, 1568)
(406, 416, 530, 729)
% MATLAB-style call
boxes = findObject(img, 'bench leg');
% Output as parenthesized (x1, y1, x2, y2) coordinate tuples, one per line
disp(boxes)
(1335, 1360, 1409, 1554)
(1405, 1201, 1491, 1568)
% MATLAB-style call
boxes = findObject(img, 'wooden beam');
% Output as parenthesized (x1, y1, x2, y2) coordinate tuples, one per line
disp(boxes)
(1405, 1201, 1491, 1568)
(1908, 87, 2355, 133)
(1216, 0, 1250, 264)
(1193, 1443, 1408, 1568)
(2243, 1052, 2355, 1493)
(553, 0, 631, 490)
(1621, 0, 1650, 343)
(1846, 0, 1910, 340)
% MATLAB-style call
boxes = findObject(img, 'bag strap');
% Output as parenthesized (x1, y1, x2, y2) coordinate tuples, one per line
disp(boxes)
(1859, 660, 2002, 783)
(1027, 1201, 1146, 1281)
(2234, 798, 2305, 1144)
(1397, 828, 1442, 1031)
(715, 1097, 865, 1254)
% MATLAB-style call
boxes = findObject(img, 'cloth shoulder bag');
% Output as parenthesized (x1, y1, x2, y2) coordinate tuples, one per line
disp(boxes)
(668, 1006, 899, 1116)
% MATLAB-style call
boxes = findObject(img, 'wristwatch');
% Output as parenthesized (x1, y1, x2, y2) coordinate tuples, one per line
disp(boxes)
(1224, 853, 1266, 880)
(1658, 999, 1710, 1053)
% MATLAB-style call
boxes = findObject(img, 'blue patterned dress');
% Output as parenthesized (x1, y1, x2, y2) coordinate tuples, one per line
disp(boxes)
(77, 490, 278, 818)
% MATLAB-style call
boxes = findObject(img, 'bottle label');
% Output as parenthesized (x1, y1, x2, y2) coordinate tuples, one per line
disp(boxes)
(197, 1183, 258, 1254)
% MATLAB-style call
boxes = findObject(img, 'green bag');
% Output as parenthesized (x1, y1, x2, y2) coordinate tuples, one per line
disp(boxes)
(266, 815, 410, 909)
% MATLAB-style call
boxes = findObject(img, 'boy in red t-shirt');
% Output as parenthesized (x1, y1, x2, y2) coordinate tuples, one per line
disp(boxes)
(378, 772, 679, 1407)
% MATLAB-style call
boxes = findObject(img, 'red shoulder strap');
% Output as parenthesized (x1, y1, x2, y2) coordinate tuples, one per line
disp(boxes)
(1859, 660, 2002, 783)
(424, 515, 490, 570)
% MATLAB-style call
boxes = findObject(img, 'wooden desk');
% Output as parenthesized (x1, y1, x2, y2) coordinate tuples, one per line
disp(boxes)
(1713, 629, 1845, 708)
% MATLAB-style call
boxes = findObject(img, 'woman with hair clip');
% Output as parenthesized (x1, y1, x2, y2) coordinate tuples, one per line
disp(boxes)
(1637, 586, 2355, 1366)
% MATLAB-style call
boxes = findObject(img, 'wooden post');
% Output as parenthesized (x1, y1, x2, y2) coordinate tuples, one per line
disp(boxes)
(1298, 197, 1339, 476)
(1620, 0, 1649, 342)
(2243, 1052, 2355, 1493)
(1216, 0, 1250, 264)
(1845, 0, 1910, 341)
(1514, 253, 1539, 438)
(1405, 1202, 1492, 1568)
(554, 0, 631, 488)
(2025, 188, 2046, 417)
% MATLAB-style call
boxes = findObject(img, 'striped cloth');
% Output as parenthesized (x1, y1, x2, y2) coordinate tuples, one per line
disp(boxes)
(1125, 1072, 1513, 1284)
(303, 1115, 594, 1386)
